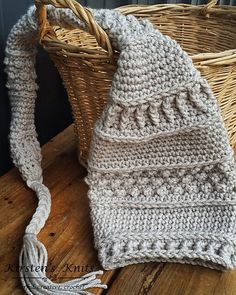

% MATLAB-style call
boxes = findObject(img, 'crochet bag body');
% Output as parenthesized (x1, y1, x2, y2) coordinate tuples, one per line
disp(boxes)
(36, 0, 236, 166)
(4, 2, 236, 295)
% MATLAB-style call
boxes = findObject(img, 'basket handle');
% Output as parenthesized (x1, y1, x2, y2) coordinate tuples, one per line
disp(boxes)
(201, 0, 218, 17)
(35, 0, 114, 61)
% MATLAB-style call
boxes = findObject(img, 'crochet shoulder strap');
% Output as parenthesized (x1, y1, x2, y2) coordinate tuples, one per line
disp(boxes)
(4, 5, 107, 295)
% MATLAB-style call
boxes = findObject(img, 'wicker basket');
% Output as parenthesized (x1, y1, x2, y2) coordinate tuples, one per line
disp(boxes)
(36, 0, 236, 166)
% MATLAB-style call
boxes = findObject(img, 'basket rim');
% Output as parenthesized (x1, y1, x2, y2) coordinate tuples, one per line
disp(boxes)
(40, 3, 236, 67)
(118, 3, 236, 15)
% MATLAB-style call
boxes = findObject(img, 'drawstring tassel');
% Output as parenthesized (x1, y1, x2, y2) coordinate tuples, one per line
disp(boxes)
(19, 180, 107, 295)
(19, 235, 107, 295)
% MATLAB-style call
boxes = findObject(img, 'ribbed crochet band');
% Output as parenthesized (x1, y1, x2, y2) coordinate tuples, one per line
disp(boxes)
(99, 232, 236, 270)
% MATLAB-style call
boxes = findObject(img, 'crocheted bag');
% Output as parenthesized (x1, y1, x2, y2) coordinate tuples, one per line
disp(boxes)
(85, 10, 236, 270)
(4, 5, 236, 295)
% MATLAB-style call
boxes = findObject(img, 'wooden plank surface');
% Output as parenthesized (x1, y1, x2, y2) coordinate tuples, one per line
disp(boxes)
(1, 125, 236, 295)
(0, 125, 115, 295)
(107, 262, 236, 295)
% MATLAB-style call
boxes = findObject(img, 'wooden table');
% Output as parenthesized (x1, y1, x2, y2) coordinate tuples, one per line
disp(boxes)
(1, 125, 236, 295)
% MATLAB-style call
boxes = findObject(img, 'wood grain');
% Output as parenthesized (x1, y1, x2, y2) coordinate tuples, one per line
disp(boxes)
(1, 125, 236, 295)
(106, 263, 165, 295)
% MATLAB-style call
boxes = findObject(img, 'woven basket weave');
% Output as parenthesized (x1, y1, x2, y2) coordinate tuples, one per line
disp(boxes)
(36, 0, 236, 166)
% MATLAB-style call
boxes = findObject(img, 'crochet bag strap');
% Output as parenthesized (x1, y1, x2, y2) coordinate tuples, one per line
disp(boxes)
(35, 0, 114, 61)
(5, 3, 108, 294)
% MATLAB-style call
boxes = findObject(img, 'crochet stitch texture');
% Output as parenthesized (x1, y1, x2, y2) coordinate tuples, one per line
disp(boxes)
(86, 11, 236, 270)
(4, 5, 236, 294)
